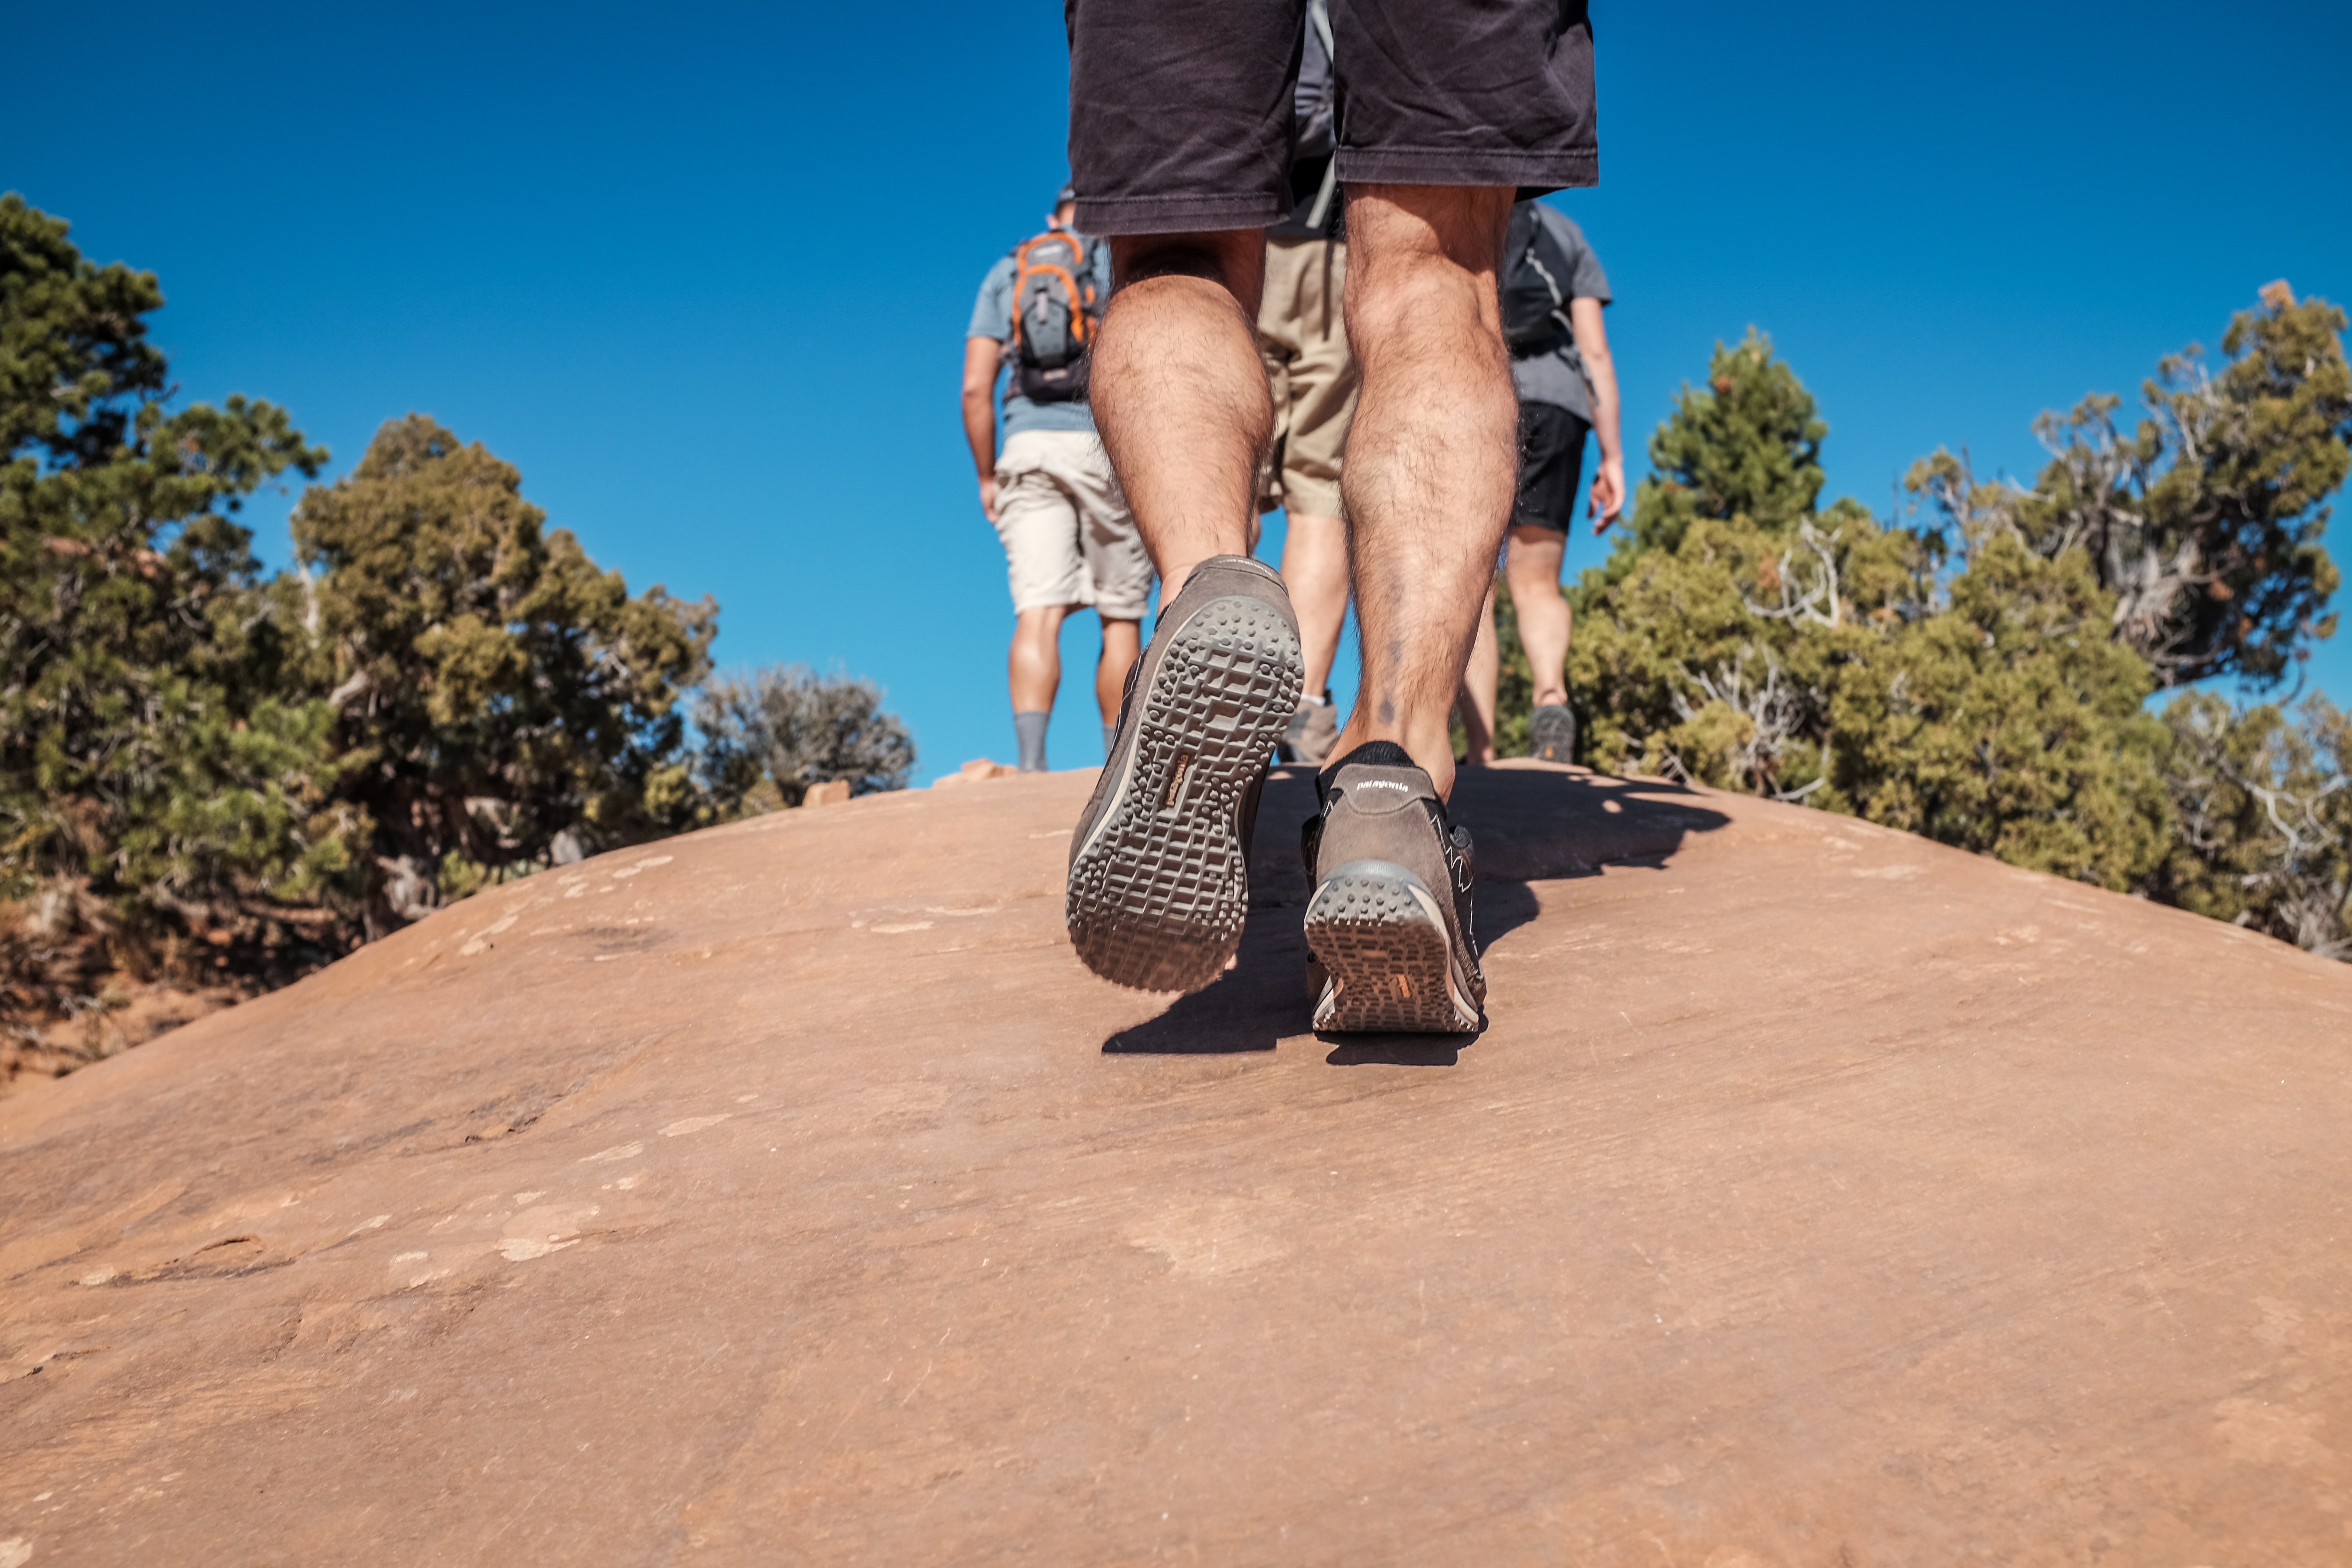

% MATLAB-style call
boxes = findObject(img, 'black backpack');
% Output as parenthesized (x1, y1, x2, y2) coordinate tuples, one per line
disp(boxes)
(1008, 228, 1102, 403)
(1500, 203, 1577, 356)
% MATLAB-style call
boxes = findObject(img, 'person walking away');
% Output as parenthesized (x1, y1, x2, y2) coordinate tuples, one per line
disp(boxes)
(1259, 0, 1355, 767)
(1061, 0, 1598, 1032)
(962, 186, 1152, 772)
(1456, 200, 1623, 767)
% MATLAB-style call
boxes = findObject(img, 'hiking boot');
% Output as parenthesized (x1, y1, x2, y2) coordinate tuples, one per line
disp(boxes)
(1300, 741, 1485, 1033)
(1277, 698, 1339, 766)
(1066, 555, 1303, 992)
(1529, 703, 1577, 764)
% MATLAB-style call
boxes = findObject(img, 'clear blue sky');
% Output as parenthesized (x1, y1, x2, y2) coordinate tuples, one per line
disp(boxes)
(7, 0, 2348, 783)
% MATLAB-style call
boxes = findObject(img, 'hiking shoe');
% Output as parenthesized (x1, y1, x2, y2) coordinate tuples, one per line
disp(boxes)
(1066, 555, 1303, 992)
(1300, 741, 1485, 1033)
(1529, 703, 1577, 763)
(1277, 698, 1339, 766)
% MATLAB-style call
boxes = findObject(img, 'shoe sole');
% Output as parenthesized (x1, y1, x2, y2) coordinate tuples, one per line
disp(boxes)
(1067, 596, 1301, 992)
(1303, 859, 1482, 1033)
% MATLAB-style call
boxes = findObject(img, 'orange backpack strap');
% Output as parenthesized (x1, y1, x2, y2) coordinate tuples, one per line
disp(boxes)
(1009, 233, 1093, 352)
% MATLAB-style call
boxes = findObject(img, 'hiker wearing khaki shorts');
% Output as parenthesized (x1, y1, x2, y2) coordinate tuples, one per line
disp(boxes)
(962, 187, 1153, 772)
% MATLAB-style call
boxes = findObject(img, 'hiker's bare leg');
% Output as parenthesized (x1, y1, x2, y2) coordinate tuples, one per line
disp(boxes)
(1009, 604, 1073, 712)
(1456, 584, 1500, 765)
(1091, 233, 1270, 594)
(1331, 185, 1517, 799)
(1096, 615, 1141, 723)
(1505, 524, 1571, 708)
(1281, 511, 1350, 697)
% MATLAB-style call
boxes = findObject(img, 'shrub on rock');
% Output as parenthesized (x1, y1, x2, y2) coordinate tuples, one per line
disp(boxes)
(694, 665, 915, 812)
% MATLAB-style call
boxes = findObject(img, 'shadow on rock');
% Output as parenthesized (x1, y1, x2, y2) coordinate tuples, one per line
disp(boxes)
(1448, 763, 1732, 882)
(1321, 1033, 1470, 1068)
(1101, 906, 1308, 1055)
(1104, 764, 1728, 1060)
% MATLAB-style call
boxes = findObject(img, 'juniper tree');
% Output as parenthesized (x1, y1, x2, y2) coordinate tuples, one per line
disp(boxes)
(1923, 285, 2348, 688)
(1568, 334, 2175, 890)
(1823, 535, 2172, 890)
(0, 194, 355, 977)
(1563, 288, 2352, 930)
(1621, 329, 1829, 558)
(288, 416, 715, 932)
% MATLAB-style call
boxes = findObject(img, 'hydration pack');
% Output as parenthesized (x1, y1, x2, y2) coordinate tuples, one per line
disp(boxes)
(1009, 229, 1102, 403)
(1500, 202, 1578, 356)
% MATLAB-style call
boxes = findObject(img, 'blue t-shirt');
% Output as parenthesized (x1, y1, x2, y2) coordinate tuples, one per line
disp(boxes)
(968, 235, 1114, 439)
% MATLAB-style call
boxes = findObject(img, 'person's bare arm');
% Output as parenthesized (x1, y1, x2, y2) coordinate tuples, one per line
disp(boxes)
(962, 336, 1004, 521)
(1569, 296, 1624, 530)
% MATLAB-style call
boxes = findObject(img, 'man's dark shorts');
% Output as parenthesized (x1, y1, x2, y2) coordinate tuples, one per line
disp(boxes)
(1514, 402, 1590, 534)
(1067, 0, 1597, 237)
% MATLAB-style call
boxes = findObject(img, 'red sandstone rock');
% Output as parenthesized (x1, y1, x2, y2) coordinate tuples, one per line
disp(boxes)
(2, 762, 2348, 1563)
(934, 758, 1019, 788)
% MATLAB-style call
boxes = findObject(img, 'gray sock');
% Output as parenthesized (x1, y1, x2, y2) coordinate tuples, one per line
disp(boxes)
(1102, 723, 1118, 759)
(1015, 710, 1050, 772)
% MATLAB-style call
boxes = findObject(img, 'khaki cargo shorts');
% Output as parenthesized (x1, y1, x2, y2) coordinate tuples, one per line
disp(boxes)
(1258, 236, 1358, 520)
(992, 429, 1153, 620)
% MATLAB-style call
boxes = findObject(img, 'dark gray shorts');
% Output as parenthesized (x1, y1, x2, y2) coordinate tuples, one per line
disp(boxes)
(1067, 0, 1597, 238)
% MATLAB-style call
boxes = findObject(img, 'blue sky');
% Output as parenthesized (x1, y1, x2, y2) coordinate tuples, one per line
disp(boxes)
(7, 0, 2348, 782)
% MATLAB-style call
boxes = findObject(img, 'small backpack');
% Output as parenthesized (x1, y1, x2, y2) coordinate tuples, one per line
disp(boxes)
(1008, 229, 1102, 403)
(1500, 203, 1578, 356)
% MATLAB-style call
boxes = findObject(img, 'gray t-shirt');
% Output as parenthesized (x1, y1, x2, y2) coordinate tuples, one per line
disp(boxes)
(1509, 207, 1611, 422)
(968, 236, 1115, 439)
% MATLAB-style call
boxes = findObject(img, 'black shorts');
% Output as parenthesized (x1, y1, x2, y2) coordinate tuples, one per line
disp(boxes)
(1514, 401, 1590, 533)
(1067, 0, 1597, 238)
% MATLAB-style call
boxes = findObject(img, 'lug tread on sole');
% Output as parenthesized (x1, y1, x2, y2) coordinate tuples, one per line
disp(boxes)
(1304, 865, 1479, 1034)
(1067, 598, 1302, 993)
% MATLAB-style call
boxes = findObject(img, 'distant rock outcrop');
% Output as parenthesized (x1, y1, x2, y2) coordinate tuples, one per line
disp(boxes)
(3, 763, 2348, 1563)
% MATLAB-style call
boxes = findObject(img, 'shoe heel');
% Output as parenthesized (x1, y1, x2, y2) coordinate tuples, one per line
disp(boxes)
(1303, 861, 1479, 1033)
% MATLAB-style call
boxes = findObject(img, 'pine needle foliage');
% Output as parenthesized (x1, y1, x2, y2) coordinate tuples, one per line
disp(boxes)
(1559, 292, 2349, 930)
(0, 193, 356, 980)
(288, 416, 717, 933)
(1997, 288, 2350, 689)
(2149, 694, 2351, 959)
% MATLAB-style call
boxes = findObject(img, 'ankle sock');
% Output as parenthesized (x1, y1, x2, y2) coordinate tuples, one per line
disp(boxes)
(1102, 722, 1117, 759)
(1014, 710, 1050, 772)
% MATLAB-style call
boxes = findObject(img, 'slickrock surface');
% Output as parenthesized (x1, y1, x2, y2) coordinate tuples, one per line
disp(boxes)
(3, 763, 2349, 1565)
